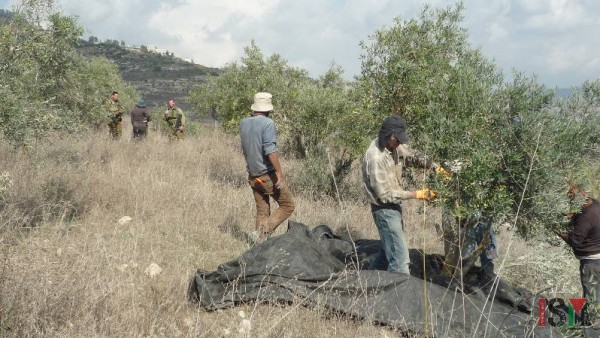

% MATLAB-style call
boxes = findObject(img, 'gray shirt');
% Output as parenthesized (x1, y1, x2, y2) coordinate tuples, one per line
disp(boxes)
(240, 114, 278, 177)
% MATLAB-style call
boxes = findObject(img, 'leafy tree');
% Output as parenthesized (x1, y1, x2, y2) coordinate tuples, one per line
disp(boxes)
(0, 0, 137, 148)
(72, 56, 138, 129)
(190, 41, 309, 137)
(358, 3, 599, 278)
(189, 41, 364, 196)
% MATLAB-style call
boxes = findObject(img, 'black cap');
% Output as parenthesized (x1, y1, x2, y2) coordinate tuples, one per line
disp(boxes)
(378, 115, 409, 148)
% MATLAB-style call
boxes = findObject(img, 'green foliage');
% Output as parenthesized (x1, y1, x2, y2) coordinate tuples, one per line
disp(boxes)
(0, 0, 137, 147)
(72, 57, 138, 129)
(358, 1, 599, 266)
(189, 41, 365, 197)
(190, 41, 307, 134)
(76, 40, 220, 111)
(182, 120, 204, 137)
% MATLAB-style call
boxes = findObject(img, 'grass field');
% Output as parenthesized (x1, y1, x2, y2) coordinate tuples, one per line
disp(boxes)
(0, 121, 581, 337)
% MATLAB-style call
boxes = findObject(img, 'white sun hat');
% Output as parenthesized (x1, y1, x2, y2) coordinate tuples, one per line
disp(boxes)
(250, 92, 274, 112)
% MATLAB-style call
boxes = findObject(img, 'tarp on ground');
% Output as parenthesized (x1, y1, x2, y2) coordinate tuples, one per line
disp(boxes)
(188, 221, 568, 336)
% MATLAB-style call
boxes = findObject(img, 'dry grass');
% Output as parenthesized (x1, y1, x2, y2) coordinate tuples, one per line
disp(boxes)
(0, 121, 580, 337)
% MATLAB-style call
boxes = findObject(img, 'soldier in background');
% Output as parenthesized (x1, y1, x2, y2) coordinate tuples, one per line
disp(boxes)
(130, 99, 151, 140)
(105, 91, 124, 139)
(163, 98, 185, 140)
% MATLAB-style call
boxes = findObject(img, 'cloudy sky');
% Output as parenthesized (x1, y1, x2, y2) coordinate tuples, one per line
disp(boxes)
(2, 0, 599, 88)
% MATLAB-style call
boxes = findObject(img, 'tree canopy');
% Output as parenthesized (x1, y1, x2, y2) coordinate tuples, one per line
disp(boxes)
(189, 41, 365, 197)
(0, 0, 137, 148)
(189, 2, 600, 277)
(358, 3, 599, 275)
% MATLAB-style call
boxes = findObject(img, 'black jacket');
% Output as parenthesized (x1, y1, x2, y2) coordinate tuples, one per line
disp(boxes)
(568, 199, 600, 257)
(130, 106, 150, 127)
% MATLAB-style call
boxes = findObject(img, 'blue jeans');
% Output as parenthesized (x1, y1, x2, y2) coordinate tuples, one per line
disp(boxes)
(371, 204, 410, 274)
(580, 260, 600, 304)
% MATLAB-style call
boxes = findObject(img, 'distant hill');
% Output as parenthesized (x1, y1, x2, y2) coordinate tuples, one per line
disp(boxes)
(1, 7, 219, 113)
(0, 9, 14, 22)
(76, 40, 222, 111)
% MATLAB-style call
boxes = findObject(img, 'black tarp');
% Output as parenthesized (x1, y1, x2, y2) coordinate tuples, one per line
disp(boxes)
(188, 221, 583, 337)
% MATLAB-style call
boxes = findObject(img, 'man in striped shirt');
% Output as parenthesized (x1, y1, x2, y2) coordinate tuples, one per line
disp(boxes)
(361, 115, 441, 274)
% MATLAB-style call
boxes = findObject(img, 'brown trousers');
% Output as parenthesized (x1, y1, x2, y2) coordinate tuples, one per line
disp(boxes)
(248, 172, 295, 236)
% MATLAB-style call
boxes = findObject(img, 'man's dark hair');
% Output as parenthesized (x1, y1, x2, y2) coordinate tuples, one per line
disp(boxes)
(112, 91, 119, 95)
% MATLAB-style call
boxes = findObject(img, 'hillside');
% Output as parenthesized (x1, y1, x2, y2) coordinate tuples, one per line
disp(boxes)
(1, 6, 219, 112)
(77, 40, 222, 111)
(0, 9, 13, 23)
(0, 125, 581, 337)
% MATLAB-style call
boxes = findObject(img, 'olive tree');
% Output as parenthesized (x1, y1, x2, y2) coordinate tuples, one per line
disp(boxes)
(0, 0, 136, 148)
(189, 42, 364, 197)
(358, 3, 598, 278)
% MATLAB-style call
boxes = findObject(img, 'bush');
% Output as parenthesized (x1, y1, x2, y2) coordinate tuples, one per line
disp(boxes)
(0, 0, 137, 148)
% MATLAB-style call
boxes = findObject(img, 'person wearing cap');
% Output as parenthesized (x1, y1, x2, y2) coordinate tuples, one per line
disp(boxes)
(105, 91, 124, 139)
(163, 98, 185, 140)
(240, 92, 295, 243)
(558, 185, 600, 304)
(361, 115, 442, 274)
(130, 99, 151, 139)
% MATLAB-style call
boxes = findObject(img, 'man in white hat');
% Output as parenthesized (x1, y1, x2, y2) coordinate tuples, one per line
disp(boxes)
(240, 92, 295, 243)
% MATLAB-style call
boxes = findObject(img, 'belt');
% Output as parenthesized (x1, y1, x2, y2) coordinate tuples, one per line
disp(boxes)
(371, 202, 401, 212)
(249, 171, 275, 179)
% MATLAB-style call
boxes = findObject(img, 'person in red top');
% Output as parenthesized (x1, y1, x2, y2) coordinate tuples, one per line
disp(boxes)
(558, 185, 600, 303)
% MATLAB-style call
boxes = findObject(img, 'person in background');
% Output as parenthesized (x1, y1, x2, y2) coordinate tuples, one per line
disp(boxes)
(130, 99, 151, 140)
(240, 92, 295, 244)
(163, 98, 185, 140)
(558, 185, 600, 304)
(105, 91, 124, 139)
(361, 115, 445, 274)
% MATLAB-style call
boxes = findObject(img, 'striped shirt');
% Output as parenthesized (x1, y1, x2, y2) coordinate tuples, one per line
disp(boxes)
(361, 138, 434, 205)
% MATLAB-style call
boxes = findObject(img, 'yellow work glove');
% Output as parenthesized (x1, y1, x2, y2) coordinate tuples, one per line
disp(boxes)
(415, 189, 437, 201)
(435, 166, 451, 178)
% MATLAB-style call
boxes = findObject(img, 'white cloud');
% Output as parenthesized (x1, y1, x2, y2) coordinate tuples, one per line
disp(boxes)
(523, 0, 589, 31)
(547, 41, 600, 75)
(2, 0, 599, 87)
